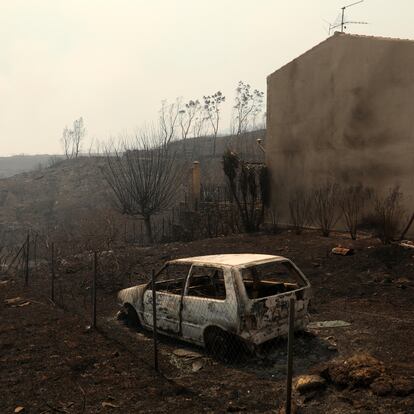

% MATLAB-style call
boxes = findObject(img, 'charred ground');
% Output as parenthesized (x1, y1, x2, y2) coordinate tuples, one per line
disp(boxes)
(1, 230, 414, 413)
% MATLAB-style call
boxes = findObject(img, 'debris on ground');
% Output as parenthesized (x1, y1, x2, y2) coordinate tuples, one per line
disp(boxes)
(295, 375, 326, 394)
(170, 348, 208, 372)
(318, 353, 414, 400)
(321, 353, 384, 388)
(400, 240, 414, 249)
(102, 401, 119, 409)
(172, 348, 202, 359)
(308, 320, 351, 329)
(4, 297, 30, 307)
(331, 246, 354, 256)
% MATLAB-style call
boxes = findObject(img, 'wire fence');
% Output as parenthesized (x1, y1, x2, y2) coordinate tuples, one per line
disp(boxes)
(1, 232, 305, 412)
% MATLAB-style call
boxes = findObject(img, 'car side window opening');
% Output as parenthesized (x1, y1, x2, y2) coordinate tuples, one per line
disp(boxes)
(186, 266, 226, 300)
(155, 264, 191, 295)
(241, 261, 305, 299)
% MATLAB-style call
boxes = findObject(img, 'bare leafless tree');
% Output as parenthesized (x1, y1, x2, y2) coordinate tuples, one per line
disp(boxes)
(339, 184, 372, 240)
(289, 187, 312, 234)
(312, 182, 341, 237)
(203, 91, 225, 155)
(192, 112, 208, 138)
(159, 99, 181, 145)
(102, 128, 184, 244)
(61, 117, 86, 159)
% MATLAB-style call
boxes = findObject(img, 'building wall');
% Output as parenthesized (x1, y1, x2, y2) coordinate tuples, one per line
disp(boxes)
(266, 33, 414, 229)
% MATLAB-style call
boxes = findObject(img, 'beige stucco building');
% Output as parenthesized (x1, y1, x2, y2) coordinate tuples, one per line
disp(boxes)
(266, 32, 414, 226)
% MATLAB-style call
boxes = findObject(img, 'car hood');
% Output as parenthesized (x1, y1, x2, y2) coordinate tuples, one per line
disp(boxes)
(118, 284, 147, 305)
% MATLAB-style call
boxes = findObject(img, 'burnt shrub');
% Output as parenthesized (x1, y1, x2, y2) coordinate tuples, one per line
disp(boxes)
(311, 182, 341, 237)
(371, 186, 405, 244)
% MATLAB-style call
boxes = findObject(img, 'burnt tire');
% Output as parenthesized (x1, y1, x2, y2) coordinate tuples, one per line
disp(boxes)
(204, 327, 244, 363)
(119, 304, 140, 330)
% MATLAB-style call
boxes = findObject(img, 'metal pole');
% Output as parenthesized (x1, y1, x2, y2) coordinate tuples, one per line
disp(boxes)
(151, 269, 159, 372)
(341, 7, 345, 32)
(34, 234, 37, 268)
(92, 252, 97, 328)
(51, 242, 55, 302)
(286, 298, 295, 414)
(25, 233, 30, 286)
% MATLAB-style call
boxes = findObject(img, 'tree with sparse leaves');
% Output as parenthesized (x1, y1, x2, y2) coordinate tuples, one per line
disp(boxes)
(232, 81, 264, 135)
(203, 91, 225, 155)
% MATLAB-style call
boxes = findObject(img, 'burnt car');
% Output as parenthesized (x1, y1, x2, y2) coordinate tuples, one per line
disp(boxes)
(117, 254, 311, 358)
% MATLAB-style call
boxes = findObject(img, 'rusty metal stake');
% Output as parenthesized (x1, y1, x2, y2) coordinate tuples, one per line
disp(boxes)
(151, 269, 159, 372)
(51, 242, 55, 302)
(286, 298, 295, 414)
(92, 252, 97, 328)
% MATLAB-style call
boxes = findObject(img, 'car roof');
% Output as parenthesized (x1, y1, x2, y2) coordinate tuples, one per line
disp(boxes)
(169, 254, 286, 267)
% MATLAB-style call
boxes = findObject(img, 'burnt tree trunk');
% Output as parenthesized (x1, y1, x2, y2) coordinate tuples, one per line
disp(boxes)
(143, 216, 153, 245)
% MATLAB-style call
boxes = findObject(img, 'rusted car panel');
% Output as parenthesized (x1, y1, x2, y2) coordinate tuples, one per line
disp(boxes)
(117, 254, 311, 348)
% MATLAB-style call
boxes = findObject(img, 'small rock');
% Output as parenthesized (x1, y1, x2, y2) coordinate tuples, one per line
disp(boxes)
(295, 375, 326, 394)
(192, 360, 204, 372)
(14, 407, 25, 413)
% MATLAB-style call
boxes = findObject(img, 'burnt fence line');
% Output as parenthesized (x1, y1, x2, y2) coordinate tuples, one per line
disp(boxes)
(3, 234, 162, 373)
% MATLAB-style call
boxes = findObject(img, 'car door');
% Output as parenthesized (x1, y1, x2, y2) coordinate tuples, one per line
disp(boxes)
(141, 263, 190, 335)
(180, 265, 238, 344)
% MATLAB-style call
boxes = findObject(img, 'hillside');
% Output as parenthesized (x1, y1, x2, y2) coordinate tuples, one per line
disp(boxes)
(0, 154, 64, 178)
(0, 132, 265, 246)
(0, 157, 114, 245)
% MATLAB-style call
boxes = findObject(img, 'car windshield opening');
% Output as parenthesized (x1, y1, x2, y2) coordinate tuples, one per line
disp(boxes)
(241, 261, 305, 299)
(186, 266, 226, 300)
(155, 263, 191, 295)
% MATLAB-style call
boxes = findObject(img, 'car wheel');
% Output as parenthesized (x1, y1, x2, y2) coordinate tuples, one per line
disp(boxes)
(119, 304, 140, 330)
(204, 327, 241, 363)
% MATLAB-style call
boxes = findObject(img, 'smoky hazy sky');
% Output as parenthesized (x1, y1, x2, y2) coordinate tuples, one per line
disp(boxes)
(1, 0, 413, 156)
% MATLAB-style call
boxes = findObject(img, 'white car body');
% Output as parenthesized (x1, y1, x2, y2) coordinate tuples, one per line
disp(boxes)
(118, 254, 311, 347)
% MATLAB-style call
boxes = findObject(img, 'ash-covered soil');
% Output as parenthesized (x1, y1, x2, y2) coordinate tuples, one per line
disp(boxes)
(1, 230, 414, 413)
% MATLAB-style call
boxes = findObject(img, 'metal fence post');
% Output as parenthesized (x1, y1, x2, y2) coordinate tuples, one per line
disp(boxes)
(286, 298, 295, 414)
(34, 234, 37, 268)
(51, 242, 55, 302)
(151, 269, 159, 372)
(25, 232, 30, 286)
(92, 252, 97, 328)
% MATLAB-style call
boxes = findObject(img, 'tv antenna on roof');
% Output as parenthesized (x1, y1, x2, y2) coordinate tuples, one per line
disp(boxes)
(328, 0, 368, 34)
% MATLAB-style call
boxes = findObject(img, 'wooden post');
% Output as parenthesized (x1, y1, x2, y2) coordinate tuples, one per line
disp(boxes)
(286, 298, 295, 414)
(51, 242, 55, 302)
(92, 252, 97, 328)
(25, 233, 30, 285)
(151, 269, 159, 372)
